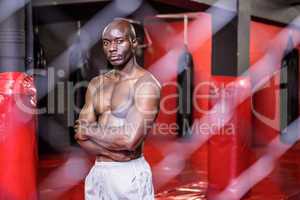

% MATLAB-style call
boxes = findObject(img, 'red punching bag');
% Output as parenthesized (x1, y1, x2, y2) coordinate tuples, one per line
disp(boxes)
(0, 2, 38, 199)
(208, 76, 252, 198)
(0, 72, 37, 200)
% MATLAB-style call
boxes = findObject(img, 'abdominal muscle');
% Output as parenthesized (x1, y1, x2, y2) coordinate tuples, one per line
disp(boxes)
(95, 111, 142, 162)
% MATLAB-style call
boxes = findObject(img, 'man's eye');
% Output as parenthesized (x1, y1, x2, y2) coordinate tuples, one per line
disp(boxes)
(117, 40, 123, 44)
(103, 41, 109, 46)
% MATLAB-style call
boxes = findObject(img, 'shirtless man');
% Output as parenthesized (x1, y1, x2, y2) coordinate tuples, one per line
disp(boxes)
(74, 19, 161, 199)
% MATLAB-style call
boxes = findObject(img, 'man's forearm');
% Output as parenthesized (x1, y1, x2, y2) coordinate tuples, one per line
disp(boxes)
(87, 124, 134, 151)
(77, 139, 132, 161)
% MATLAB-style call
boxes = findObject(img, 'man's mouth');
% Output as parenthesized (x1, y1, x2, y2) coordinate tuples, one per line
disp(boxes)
(110, 55, 121, 61)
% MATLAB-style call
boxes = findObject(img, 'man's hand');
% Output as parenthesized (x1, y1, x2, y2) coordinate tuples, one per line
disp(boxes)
(74, 120, 90, 141)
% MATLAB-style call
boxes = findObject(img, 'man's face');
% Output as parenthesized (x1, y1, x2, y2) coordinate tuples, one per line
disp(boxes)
(102, 24, 134, 67)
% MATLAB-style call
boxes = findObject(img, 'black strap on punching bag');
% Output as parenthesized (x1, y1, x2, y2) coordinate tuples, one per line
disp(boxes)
(177, 45, 194, 137)
(25, 1, 34, 70)
(0, 4, 26, 72)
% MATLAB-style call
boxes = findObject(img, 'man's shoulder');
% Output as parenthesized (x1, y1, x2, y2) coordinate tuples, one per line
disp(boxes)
(134, 71, 161, 98)
(136, 70, 161, 89)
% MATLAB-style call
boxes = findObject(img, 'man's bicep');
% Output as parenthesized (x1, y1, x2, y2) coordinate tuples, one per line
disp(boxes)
(133, 79, 161, 121)
(126, 105, 158, 136)
(79, 81, 97, 122)
(125, 80, 161, 142)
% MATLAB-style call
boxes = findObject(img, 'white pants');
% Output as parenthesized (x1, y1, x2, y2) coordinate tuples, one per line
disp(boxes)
(85, 157, 154, 200)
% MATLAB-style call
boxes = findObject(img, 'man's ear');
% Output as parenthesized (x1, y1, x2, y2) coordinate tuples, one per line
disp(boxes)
(132, 38, 138, 49)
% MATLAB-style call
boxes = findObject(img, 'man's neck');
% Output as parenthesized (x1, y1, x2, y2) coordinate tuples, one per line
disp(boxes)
(114, 58, 138, 79)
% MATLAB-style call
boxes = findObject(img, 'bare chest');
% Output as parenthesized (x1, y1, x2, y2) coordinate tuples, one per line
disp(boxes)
(93, 79, 136, 118)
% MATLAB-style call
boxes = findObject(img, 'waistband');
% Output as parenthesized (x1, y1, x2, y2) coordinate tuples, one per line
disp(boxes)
(94, 156, 146, 166)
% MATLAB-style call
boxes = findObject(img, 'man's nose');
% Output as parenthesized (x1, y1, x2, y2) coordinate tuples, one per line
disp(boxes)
(109, 42, 117, 52)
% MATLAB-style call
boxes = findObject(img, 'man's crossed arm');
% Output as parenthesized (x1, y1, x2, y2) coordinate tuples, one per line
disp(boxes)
(74, 75, 161, 153)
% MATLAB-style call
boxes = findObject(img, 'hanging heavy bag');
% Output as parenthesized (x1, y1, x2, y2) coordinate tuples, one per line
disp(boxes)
(177, 45, 194, 137)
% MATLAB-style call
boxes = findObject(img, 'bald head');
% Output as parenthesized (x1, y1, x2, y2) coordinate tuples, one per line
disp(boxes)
(101, 19, 138, 67)
(102, 19, 136, 41)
